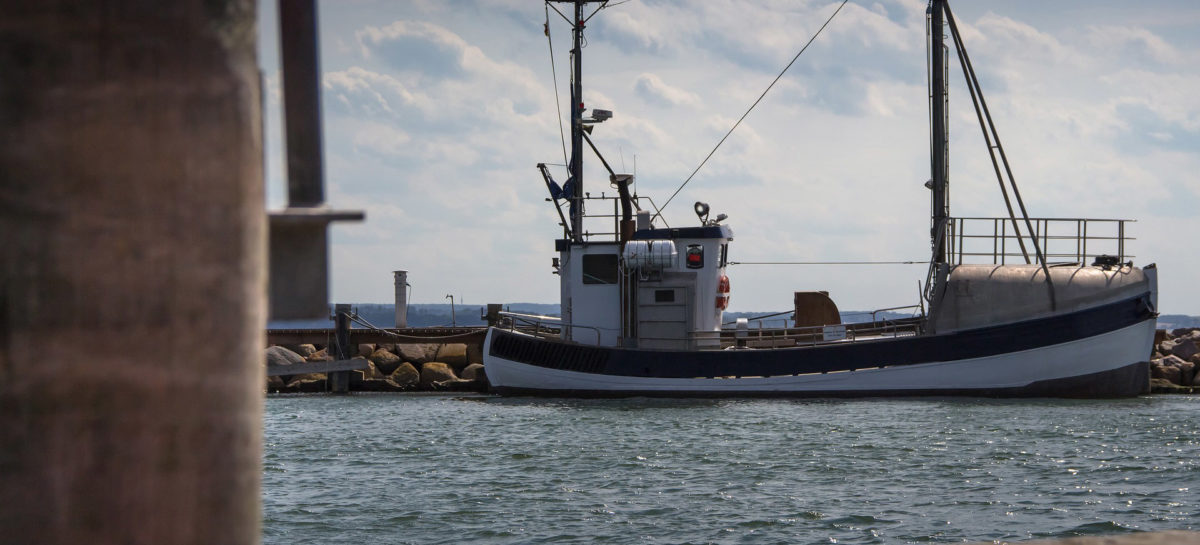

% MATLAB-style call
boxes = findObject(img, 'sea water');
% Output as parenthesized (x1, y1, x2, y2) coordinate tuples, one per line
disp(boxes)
(263, 395, 1198, 544)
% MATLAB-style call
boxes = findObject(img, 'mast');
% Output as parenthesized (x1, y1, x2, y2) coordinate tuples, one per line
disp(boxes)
(548, 1, 609, 242)
(568, 1, 586, 242)
(929, 0, 949, 263)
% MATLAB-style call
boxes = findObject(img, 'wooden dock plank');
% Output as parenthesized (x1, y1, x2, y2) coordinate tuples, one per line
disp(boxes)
(266, 359, 370, 376)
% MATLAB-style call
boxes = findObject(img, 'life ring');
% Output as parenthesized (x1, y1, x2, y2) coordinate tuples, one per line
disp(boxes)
(716, 275, 731, 309)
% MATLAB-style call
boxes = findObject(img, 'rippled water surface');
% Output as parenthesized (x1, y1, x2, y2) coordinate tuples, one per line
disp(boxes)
(263, 395, 1198, 544)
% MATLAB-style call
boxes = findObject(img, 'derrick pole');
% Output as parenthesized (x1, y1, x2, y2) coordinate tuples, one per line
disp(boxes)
(930, 0, 949, 263)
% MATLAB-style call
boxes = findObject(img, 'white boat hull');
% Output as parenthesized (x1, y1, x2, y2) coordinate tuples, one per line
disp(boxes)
(482, 318, 1155, 397)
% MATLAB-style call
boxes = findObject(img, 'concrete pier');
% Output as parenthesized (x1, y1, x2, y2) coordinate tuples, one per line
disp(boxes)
(0, 2, 263, 544)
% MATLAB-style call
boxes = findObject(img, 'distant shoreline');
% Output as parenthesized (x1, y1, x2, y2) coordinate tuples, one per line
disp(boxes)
(269, 303, 1200, 331)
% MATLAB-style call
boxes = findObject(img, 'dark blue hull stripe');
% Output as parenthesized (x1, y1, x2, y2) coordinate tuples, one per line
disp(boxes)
(491, 361, 1151, 399)
(488, 292, 1155, 379)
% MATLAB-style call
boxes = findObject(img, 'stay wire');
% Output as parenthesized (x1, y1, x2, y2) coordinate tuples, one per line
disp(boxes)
(546, 3, 569, 169)
(652, 0, 851, 224)
(729, 261, 922, 265)
(583, 1, 609, 24)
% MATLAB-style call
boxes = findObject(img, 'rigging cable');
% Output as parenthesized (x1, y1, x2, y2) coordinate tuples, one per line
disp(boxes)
(730, 260, 923, 266)
(545, 3, 569, 169)
(652, 0, 851, 224)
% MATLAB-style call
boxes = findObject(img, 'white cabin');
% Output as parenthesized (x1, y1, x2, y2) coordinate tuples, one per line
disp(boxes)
(558, 216, 733, 349)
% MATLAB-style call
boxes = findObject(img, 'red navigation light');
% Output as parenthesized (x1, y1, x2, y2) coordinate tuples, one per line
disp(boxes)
(686, 244, 704, 269)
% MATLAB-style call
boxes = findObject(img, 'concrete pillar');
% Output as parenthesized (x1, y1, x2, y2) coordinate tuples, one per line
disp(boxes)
(394, 270, 409, 328)
(330, 304, 351, 393)
(486, 304, 504, 327)
(0, 2, 263, 545)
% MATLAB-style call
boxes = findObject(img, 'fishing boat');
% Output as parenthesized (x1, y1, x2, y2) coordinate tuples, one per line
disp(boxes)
(482, 0, 1157, 397)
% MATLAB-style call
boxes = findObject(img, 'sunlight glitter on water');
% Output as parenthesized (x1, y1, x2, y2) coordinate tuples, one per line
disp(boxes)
(263, 395, 1199, 545)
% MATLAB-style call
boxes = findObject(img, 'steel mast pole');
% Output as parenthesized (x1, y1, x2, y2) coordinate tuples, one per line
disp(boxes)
(929, 0, 949, 263)
(569, 1, 585, 242)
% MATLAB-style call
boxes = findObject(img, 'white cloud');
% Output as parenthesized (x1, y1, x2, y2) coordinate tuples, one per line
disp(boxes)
(1086, 24, 1184, 66)
(351, 123, 411, 157)
(634, 73, 701, 108)
(259, 0, 1200, 314)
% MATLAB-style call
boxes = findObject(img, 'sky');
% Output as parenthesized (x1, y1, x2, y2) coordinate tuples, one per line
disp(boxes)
(257, 0, 1200, 314)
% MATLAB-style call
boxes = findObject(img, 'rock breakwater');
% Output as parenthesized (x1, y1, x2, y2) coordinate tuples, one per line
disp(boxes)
(265, 328, 1200, 395)
(265, 341, 488, 394)
(1149, 328, 1200, 393)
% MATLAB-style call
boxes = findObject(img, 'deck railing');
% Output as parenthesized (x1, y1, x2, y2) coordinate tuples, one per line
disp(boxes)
(946, 217, 1134, 266)
(714, 317, 924, 350)
(558, 194, 667, 242)
(498, 311, 925, 350)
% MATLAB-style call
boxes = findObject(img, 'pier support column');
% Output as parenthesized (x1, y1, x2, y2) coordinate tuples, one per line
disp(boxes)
(486, 304, 504, 327)
(330, 303, 352, 393)
(0, 2, 263, 544)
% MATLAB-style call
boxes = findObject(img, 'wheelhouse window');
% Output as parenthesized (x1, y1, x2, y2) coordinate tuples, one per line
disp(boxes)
(582, 254, 619, 284)
(719, 243, 729, 268)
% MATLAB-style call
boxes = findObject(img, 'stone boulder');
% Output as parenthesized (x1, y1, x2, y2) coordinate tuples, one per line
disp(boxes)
(369, 348, 402, 375)
(1154, 329, 1171, 346)
(286, 372, 326, 387)
(356, 343, 376, 357)
(1150, 377, 1193, 394)
(1171, 327, 1199, 339)
(436, 343, 469, 369)
(350, 361, 382, 382)
(293, 378, 327, 393)
(390, 362, 420, 389)
(285, 344, 318, 358)
(466, 343, 484, 364)
(1181, 361, 1197, 387)
(396, 343, 437, 364)
(1151, 362, 1179, 384)
(435, 378, 482, 392)
(266, 375, 285, 393)
(266, 345, 305, 367)
(1163, 338, 1199, 361)
(1151, 355, 1188, 386)
(460, 363, 488, 388)
(266, 346, 305, 385)
(306, 348, 333, 362)
(419, 362, 457, 389)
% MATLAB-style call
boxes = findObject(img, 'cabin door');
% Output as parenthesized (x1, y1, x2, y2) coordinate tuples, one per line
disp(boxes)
(636, 285, 692, 350)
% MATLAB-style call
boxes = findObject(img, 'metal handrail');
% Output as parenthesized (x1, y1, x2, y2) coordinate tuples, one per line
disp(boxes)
(498, 311, 607, 346)
(946, 217, 1134, 266)
(718, 318, 922, 347)
(559, 194, 668, 243)
(497, 301, 929, 350)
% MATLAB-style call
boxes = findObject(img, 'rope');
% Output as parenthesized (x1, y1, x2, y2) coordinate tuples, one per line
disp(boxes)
(545, 4, 569, 169)
(652, 0, 851, 224)
(730, 260, 923, 266)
